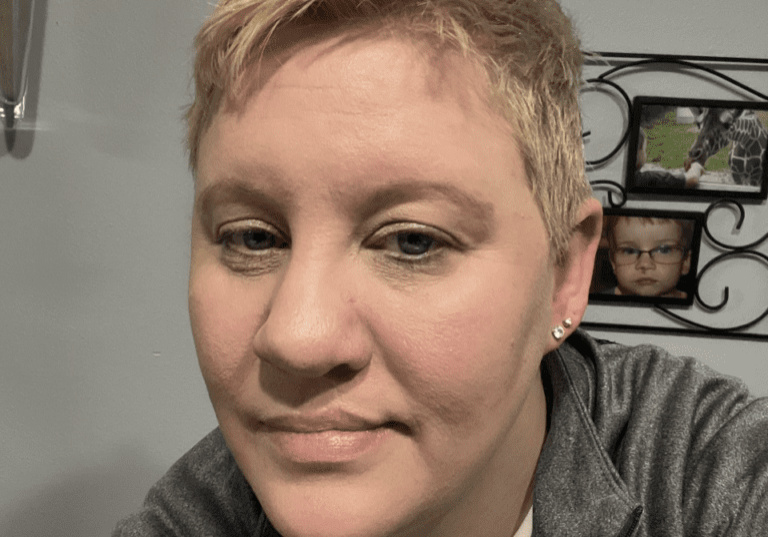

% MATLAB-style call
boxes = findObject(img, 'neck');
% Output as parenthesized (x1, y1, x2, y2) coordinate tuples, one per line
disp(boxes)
(403, 370, 547, 537)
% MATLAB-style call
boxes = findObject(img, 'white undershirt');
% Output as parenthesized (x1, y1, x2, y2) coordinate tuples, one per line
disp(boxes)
(512, 507, 533, 537)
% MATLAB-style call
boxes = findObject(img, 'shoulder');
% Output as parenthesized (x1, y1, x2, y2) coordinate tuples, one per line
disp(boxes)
(563, 331, 767, 461)
(557, 331, 768, 535)
(587, 335, 760, 439)
(112, 428, 265, 537)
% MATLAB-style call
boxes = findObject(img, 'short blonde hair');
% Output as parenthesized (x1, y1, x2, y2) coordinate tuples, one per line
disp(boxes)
(187, 0, 592, 263)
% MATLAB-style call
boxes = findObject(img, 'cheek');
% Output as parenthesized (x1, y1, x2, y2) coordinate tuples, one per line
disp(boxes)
(613, 264, 634, 281)
(369, 258, 551, 430)
(189, 265, 263, 395)
(660, 265, 683, 281)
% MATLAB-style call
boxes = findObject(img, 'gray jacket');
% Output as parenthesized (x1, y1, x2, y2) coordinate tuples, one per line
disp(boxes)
(113, 330, 768, 536)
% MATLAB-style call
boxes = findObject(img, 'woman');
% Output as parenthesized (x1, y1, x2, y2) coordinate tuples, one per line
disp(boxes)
(114, 1, 768, 535)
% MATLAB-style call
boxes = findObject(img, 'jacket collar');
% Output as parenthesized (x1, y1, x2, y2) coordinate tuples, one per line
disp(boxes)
(533, 331, 643, 536)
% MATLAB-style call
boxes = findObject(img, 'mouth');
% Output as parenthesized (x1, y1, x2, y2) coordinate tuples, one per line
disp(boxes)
(260, 410, 400, 433)
(256, 411, 409, 466)
(634, 278, 657, 286)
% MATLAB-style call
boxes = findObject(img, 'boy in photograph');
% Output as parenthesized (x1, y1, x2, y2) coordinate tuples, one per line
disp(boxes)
(606, 216, 693, 298)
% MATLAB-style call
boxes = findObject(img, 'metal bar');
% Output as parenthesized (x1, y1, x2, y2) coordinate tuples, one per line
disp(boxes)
(581, 322, 768, 342)
(0, 0, 14, 103)
(586, 51, 768, 66)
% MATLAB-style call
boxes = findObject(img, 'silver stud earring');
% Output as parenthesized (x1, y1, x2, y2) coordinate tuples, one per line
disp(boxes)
(552, 325, 565, 340)
(563, 318, 573, 328)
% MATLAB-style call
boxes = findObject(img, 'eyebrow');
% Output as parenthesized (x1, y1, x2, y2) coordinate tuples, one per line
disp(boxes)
(350, 180, 495, 235)
(195, 175, 291, 233)
(196, 174, 496, 239)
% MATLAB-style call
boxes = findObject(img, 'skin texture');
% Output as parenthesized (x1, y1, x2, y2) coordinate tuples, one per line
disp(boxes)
(610, 218, 691, 298)
(189, 32, 601, 537)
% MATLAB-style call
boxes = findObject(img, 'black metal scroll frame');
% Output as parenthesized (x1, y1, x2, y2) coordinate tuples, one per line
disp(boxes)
(579, 52, 768, 341)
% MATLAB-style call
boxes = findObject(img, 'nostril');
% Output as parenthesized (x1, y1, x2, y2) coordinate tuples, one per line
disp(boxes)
(327, 363, 363, 381)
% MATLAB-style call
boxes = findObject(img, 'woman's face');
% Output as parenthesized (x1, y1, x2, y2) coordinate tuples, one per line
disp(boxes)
(190, 34, 560, 537)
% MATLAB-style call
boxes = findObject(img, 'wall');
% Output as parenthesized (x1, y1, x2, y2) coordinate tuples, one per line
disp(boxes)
(0, 1, 765, 535)
(0, 2, 217, 536)
(559, 0, 768, 392)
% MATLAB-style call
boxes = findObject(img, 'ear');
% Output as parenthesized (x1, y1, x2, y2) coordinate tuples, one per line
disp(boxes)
(544, 198, 603, 352)
(608, 252, 618, 276)
(681, 250, 692, 276)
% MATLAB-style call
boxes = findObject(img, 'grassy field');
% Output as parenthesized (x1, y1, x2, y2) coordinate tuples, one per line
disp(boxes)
(643, 109, 768, 172)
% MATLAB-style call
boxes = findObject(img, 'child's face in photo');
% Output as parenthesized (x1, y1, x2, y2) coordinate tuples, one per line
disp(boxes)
(610, 218, 691, 297)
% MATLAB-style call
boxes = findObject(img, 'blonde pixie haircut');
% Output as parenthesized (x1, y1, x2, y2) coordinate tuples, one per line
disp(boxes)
(187, 0, 592, 263)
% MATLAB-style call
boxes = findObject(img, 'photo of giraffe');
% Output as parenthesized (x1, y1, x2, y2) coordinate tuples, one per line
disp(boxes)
(626, 97, 768, 200)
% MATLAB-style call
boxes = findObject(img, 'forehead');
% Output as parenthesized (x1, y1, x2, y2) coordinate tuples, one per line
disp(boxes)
(197, 32, 531, 212)
(613, 218, 682, 241)
(221, 30, 500, 134)
(228, 20, 490, 112)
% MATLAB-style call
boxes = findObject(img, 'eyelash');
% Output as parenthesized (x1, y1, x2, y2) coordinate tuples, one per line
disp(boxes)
(216, 221, 289, 273)
(217, 222, 288, 248)
(366, 223, 454, 266)
(215, 220, 457, 272)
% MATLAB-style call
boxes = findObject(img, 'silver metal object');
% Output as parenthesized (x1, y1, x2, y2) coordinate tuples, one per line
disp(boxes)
(0, 0, 36, 124)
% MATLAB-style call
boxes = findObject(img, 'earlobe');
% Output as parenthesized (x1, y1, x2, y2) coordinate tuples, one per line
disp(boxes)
(546, 198, 603, 350)
(681, 252, 692, 276)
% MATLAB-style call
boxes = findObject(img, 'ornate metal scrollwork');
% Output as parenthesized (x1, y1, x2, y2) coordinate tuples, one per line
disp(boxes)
(585, 199, 768, 341)
(589, 180, 627, 208)
(655, 200, 768, 334)
(702, 199, 768, 251)
(580, 53, 768, 341)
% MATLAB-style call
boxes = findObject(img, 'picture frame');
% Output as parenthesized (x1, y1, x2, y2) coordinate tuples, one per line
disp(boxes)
(589, 208, 705, 306)
(625, 96, 768, 200)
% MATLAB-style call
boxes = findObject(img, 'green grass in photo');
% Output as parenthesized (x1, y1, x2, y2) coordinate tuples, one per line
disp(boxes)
(644, 110, 729, 171)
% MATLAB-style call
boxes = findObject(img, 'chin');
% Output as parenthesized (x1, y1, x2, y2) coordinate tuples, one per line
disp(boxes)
(260, 483, 428, 537)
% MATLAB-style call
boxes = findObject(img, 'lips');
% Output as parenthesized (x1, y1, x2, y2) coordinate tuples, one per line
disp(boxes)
(634, 278, 657, 286)
(260, 410, 388, 433)
(256, 410, 407, 466)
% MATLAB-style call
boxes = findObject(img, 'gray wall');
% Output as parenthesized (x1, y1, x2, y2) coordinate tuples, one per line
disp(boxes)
(561, 0, 768, 391)
(0, 1, 765, 535)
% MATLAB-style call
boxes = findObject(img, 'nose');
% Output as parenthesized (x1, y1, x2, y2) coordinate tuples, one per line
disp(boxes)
(689, 147, 702, 161)
(252, 253, 373, 379)
(635, 250, 655, 269)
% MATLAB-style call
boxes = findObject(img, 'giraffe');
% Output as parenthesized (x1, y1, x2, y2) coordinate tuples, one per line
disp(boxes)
(684, 107, 768, 187)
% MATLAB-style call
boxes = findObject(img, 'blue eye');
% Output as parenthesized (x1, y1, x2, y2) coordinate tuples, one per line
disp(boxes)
(217, 222, 289, 253)
(619, 247, 640, 256)
(653, 245, 673, 255)
(367, 223, 455, 266)
(396, 232, 436, 256)
(241, 229, 284, 250)
(216, 222, 289, 275)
